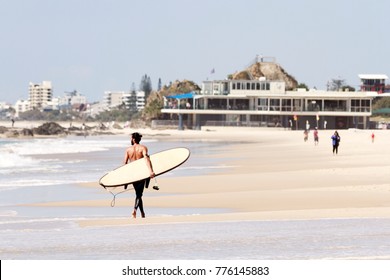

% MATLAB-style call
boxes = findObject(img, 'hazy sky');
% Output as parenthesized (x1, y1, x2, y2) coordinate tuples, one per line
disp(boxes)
(0, 0, 389, 103)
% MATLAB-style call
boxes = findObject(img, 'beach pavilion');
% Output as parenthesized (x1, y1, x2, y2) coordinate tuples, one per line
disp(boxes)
(160, 79, 376, 130)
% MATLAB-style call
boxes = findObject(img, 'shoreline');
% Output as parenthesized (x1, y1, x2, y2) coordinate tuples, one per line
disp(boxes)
(17, 126, 390, 228)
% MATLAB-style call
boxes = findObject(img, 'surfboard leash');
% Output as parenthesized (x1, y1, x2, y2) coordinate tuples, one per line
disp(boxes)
(152, 177, 159, 190)
(108, 187, 133, 207)
(107, 178, 159, 207)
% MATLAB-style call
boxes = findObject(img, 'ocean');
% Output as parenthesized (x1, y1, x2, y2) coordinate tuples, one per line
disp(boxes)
(1, 135, 390, 260)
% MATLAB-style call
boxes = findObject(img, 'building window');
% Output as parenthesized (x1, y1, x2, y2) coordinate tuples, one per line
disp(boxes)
(270, 99, 280, 111)
(258, 98, 268, 111)
(293, 99, 302, 111)
(351, 99, 371, 112)
(282, 99, 292, 111)
(308, 99, 322, 111)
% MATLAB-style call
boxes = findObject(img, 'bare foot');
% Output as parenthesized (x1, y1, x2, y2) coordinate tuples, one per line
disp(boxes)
(141, 212, 145, 218)
(132, 211, 136, 219)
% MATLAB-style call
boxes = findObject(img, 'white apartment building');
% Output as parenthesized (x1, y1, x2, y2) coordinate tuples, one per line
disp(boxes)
(0, 102, 10, 111)
(14, 99, 30, 117)
(104, 90, 145, 111)
(54, 91, 87, 110)
(63, 91, 87, 106)
(103, 91, 126, 108)
(122, 91, 145, 111)
(135, 91, 146, 110)
(29, 81, 53, 109)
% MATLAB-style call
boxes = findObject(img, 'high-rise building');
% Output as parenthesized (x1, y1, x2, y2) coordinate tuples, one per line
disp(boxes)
(123, 91, 145, 111)
(29, 81, 52, 109)
(103, 90, 145, 111)
(103, 91, 126, 108)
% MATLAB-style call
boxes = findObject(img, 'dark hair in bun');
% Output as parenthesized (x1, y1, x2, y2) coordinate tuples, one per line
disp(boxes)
(131, 132, 142, 143)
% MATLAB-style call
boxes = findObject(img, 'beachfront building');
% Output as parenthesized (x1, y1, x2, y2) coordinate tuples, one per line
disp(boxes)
(63, 90, 87, 107)
(54, 90, 88, 111)
(160, 79, 376, 130)
(359, 74, 388, 93)
(14, 99, 30, 117)
(122, 91, 146, 111)
(0, 102, 11, 119)
(28, 81, 53, 110)
(103, 91, 126, 109)
(103, 90, 146, 111)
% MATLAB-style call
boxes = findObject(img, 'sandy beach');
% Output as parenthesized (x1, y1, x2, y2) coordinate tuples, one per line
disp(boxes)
(2, 120, 390, 259)
(6, 120, 388, 227)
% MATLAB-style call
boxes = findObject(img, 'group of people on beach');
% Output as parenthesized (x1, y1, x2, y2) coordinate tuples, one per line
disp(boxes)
(304, 128, 341, 154)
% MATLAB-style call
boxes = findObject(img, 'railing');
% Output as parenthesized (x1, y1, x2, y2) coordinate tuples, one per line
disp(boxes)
(152, 119, 282, 128)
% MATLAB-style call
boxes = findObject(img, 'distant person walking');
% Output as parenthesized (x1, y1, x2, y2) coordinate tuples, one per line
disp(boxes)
(303, 130, 308, 142)
(11, 118, 15, 127)
(371, 132, 375, 143)
(306, 120, 310, 132)
(331, 131, 341, 155)
(313, 127, 319, 145)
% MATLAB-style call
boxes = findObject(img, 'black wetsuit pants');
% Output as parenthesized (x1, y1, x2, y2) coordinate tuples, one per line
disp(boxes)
(133, 178, 150, 213)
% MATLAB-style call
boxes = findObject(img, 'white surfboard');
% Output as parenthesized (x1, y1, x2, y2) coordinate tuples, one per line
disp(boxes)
(99, 147, 190, 188)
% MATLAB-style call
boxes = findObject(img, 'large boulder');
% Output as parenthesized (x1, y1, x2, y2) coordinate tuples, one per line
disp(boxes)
(33, 122, 66, 135)
(21, 128, 34, 136)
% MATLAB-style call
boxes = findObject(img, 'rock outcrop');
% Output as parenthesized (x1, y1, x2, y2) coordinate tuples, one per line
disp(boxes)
(32, 122, 66, 135)
(232, 61, 298, 90)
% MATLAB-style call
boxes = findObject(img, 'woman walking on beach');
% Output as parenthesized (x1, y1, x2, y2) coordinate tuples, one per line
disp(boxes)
(331, 131, 341, 155)
(123, 132, 155, 218)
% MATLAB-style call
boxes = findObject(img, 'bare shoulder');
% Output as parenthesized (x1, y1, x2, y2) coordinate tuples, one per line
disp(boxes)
(139, 144, 149, 155)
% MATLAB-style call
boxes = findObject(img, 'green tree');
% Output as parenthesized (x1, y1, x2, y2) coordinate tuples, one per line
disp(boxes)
(140, 74, 152, 99)
(94, 105, 137, 122)
(328, 78, 345, 91)
(142, 94, 163, 121)
(297, 83, 309, 90)
(373, 97, 390, 110)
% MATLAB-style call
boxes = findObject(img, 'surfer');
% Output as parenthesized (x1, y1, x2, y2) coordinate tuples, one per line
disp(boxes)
(123, 132, 155, 218)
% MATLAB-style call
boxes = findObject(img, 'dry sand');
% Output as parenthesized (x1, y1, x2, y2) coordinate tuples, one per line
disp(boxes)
(10, 120, 389, 228)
